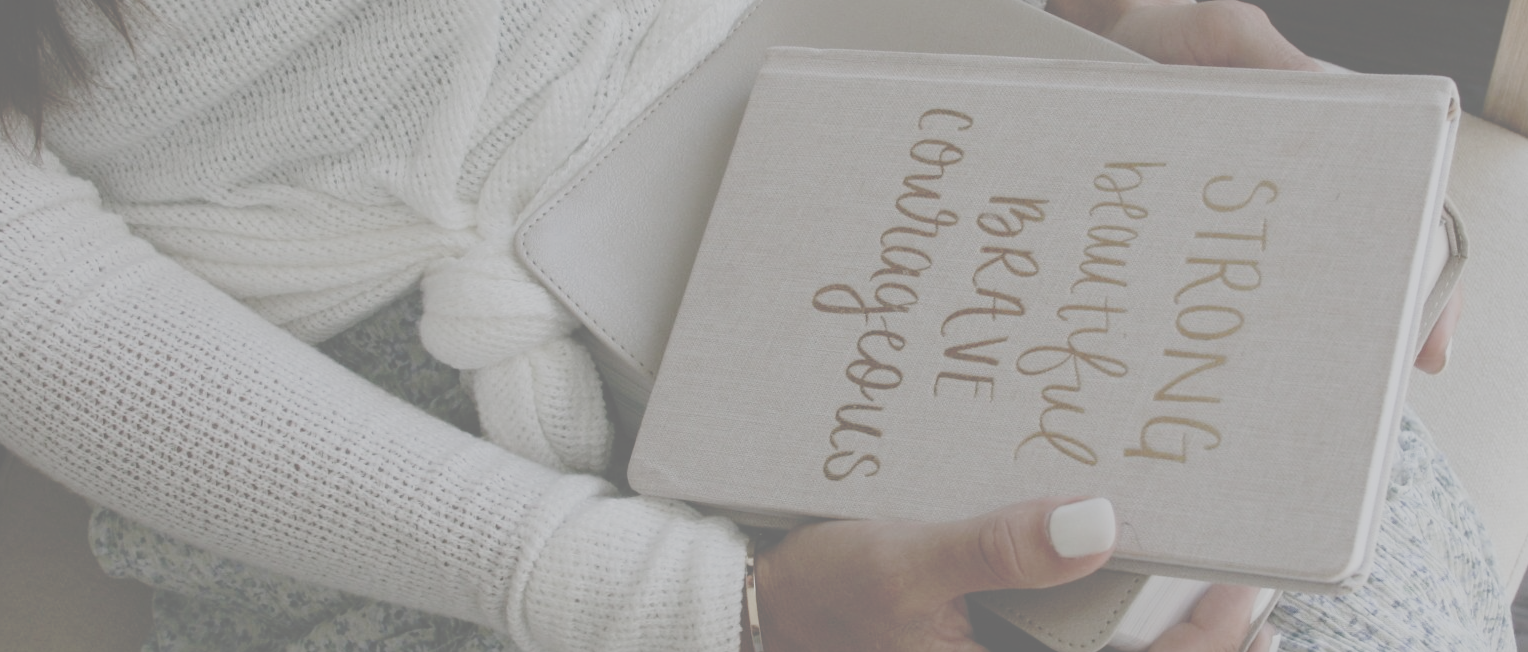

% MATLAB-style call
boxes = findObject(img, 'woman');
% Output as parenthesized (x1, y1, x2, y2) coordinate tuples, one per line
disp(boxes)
(0, 0, 1493, 650)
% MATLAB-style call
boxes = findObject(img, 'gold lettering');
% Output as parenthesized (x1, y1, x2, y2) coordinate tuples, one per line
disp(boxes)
(1126, 417, 1222, 463)
(818, 108, 981, 482)
(979, 197, 1047, 237)
(943, 337, 1008, 367)
(1016, 342, 1128, 379)
(1173, 258, 1263, 303)
(1153, 349, 1227, 403)
(1091, 162, 1165, 220)
(918, 108, 974, 131)
(908, 139, 964, 167)
(812, 283, 917, 321)
(1018, 372, 1101, 465)
(824, 451, 881, 480)
(1072, 225, 1138, 292)
(896, 139, 963, 227)
(934, 372, 997, 399)
(846, 329, 906, 401)
(974, 246, 1040, 280)
(1175, 305, 1245, 341)
(1017, 422, 1101, 466)
(871, 245, 934, 280)
(881, 213, 959, 244)
(1195, 220, 1269, 250)
(941, 288, 1025, 335)
(1057, 302, 1128, 322)
(829, 404, 884, 450)
(1202, 176, 1278, 213)
(1011, 299, 1123, 467)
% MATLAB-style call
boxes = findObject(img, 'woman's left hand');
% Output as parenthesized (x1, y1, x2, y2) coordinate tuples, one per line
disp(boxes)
(1047, 0, 1322, 71)
(753, 497, 1115, 652)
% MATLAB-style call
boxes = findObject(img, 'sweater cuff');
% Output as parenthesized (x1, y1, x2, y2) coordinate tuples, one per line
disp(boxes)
(506, 476, 747, 652)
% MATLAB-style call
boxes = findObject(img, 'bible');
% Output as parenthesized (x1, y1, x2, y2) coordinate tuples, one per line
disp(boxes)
(628, 47, 1461, 595)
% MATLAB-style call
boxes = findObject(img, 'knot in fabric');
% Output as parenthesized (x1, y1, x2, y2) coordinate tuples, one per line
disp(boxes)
(419, 247, 611, 474)
(419, 248, 579, 370)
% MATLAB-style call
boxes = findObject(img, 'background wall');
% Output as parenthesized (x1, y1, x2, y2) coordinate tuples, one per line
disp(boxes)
(1247, 0, 1510, 113)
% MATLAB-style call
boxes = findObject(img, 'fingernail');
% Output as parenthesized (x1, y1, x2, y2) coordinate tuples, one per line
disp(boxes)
(1048, 498, 1116, 558)
(1269, 633, 1284, 651)
(1440, 341, 1453, 372)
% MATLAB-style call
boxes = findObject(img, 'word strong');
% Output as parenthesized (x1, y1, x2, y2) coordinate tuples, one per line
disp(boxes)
(1129, 176, 1276, 463)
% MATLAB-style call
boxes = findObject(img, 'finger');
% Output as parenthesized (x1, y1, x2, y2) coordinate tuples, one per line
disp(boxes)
(1149, 584, 1262, 651)
(1102, 1, 1321, 71)
(1189, 584, 1262, 637)
(914, 497, 1115, 598)
(1248, 624, 1276, 652)
(1204, 0, 1326, 72)
(1415, 286, 1463, 374)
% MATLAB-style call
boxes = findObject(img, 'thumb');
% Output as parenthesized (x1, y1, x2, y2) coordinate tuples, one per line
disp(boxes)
(916, 497, 1116, 598)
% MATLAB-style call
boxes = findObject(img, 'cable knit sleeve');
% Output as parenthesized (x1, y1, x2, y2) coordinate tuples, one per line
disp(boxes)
(0, 145, 746, 651)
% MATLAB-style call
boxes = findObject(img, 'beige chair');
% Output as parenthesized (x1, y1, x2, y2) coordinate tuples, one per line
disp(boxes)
(1409, 0, 1528, 602)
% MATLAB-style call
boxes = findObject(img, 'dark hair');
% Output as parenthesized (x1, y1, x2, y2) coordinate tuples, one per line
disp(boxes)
(1, 0, 131, 151)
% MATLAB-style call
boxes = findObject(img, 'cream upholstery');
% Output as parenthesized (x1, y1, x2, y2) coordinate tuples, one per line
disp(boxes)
(1409, 112, 1528, 600)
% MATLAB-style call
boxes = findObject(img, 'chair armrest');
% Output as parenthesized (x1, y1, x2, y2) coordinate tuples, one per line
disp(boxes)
(1407, 111, 1528, 606)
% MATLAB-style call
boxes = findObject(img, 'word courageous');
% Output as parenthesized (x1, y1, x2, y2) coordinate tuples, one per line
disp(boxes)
(810, 108, 974, 481)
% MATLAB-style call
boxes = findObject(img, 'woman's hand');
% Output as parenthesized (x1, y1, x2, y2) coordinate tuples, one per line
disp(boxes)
(752, 497, 1116, 651)
(1049, 0, 1463, 374)
(1415, 287, 1461, 374)
(750, 498, 1280, 652)
(1047, 0, 1320, 70)
(1148, 584, 1280, 652)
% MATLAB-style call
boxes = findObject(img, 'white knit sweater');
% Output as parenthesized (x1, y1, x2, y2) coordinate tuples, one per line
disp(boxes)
(0, 0, 758, 649)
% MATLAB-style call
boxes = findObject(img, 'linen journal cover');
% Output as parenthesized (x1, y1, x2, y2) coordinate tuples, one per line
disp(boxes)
(628, 47, 1461, 593)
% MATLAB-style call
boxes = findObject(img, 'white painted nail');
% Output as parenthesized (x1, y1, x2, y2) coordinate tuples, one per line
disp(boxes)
(1048, 498, 1116, 558)
(1441, 340, 1453, 372)
(1269, 633, 1284, 651)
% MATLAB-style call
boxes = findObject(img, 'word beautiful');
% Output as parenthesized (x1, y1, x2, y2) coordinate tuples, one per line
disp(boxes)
(811, 108, 1274, 480)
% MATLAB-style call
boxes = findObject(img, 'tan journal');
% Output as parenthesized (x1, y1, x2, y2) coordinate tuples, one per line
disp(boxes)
(516, 1, 1470, 649)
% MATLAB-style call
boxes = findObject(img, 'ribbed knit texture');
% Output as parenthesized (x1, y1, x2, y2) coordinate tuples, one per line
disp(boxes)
(2, 0, 754, 649)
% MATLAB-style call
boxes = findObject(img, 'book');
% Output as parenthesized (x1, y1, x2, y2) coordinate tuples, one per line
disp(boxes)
(514, 0, 1154, 444)
(627, 47, 1461, 594)
(973, 572, 1280, 652)
(514, 2, 1465, 649)
(1109, 577, 1277, 652)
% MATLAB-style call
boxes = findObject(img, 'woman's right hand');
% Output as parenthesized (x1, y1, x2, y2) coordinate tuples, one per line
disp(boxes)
(751, 496, 1116, 651)
(1149, 584, 1280, 652)
(751, 496, 1281, 651)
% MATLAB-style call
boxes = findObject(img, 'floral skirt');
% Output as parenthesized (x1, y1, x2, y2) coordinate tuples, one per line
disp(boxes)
(88, 293, 1514, 651)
